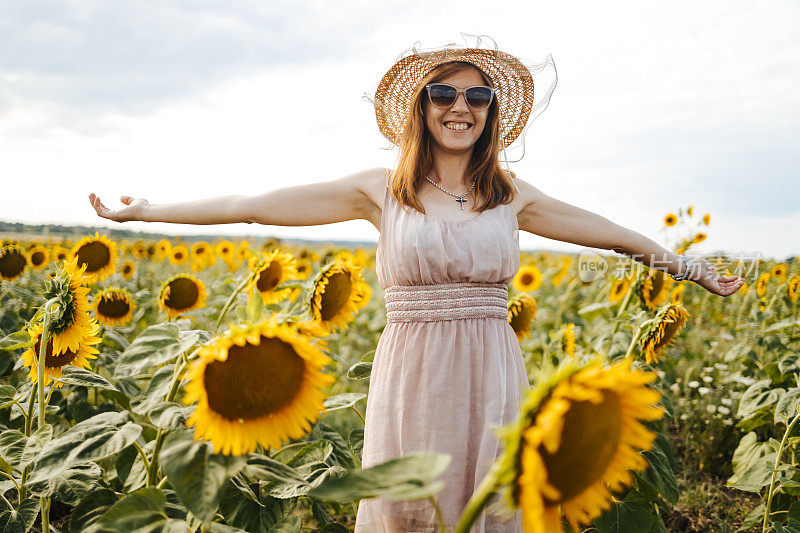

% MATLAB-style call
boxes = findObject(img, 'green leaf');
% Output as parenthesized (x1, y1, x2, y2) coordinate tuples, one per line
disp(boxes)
(29, 462, 103, 505)
(85, 487, 191, 533)
(159, 430, 247, 521)
(593, 490, 654, 532)
(148, 402, 193, 430)
(737, 380, 784, 419)
(322, 393, 366, 411)
(58, 366, 118, 391)
(346, 362, 372, 380)
(0, 330, 32, 351)
(68, 488, 118, 532)
(0, 385, 17, 409)
(268, 515, 302, 533)
(779, 353, 800, 374)
(131, 365, 175, 415)
(776, 388, 800, 424)
(306, 451, 451, 502)
(727, 432, 775, 492)
(310, 422, 356, 470)
(635, 433, 679, 505)
(0, 424, 53, 470)
(242, 454, 309, 486)
(28, 411, 143, 484)
(577, 301, 615, 322)
(218, 477, 289, 532)
(115, 324, 209, 378)
(0, 498, 39, 533)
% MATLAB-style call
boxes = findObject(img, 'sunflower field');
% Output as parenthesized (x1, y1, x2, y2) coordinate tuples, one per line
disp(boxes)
(0, 204, 798, 532)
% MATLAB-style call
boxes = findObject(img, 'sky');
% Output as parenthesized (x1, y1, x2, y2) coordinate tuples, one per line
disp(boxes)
(1, 0, 798, 260)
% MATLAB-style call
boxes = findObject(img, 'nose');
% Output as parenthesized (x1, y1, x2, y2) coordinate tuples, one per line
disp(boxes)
(450, 91, 470, 113)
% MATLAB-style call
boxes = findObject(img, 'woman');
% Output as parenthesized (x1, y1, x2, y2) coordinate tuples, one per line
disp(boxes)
(89, 43, 744, 532)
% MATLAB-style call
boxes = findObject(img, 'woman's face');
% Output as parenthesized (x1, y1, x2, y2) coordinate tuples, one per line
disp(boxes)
(422, 66, 490, 155)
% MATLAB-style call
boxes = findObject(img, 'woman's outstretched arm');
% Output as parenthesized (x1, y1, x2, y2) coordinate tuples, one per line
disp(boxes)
(88, 167, 387, 228)
(512, 177, 746, 297)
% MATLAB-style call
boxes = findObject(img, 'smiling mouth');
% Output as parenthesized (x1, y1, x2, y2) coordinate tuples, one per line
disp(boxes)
(444, 121, 472, 131)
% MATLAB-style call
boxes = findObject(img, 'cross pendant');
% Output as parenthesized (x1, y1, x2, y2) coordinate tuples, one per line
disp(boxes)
(455, 197, 468, 210)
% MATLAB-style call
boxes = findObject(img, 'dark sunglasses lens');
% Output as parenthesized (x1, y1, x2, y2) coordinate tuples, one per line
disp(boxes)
(428, 84, 457, 107)
(465, 87, 493, 109)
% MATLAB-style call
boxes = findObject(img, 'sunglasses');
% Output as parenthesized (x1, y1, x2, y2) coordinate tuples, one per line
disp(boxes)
(424, 83, 495, 111)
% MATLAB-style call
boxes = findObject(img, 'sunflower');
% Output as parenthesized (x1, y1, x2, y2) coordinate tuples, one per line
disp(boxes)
(299, 248, 320, 263)
(28, 245, 50, 270)
(669, 283, 685, 304)
(513, 265, 543, 293)
(120, 260, 135, 279)
(308, 259, 371, 334)
(249, 250, 298, 305)
(758, 296, 767, 312)
(493, 357, 664, 533)
(608, 278, 630, 304)
(182, 318, 337, 455)
(131, 241, 147, 259)
(639, 302, 690, 365)
(52, 245, 69, 262)
(215, 240, 236, 263)
(169, 245, 190, 266)
(687, 205, 694, 217)
(157, 239, 172, 260)
(692, 233, 707, 244)
(41, 257, 97, 355)
(158, 274, 207, 319)
(552, 256, 572, 287)
(788, 275, 800, 304)
(21, 320, 101, 388)
(294, 258, 313, 280)
(771, 263, 787, 282)
(71, 232, 117, 282)
(236, 241, 255, 264)
(756, 272, 770, 298)
(702, 213, 711, 225)
(663, 213, 677, 227)
(93, 288, 135, 327)
(561, 323, 576, 357)
(0, 245, 28, 281)
(191, 241, 216, 267)
(508, 294, 537, 340)
(638, 269, 672, 312)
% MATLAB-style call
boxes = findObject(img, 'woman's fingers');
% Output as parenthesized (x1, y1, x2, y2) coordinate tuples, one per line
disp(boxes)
(121, 195, 133, 204)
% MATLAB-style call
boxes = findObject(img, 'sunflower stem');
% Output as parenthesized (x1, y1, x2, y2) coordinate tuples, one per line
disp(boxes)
(0, 470, 20, 496)
(132, 441, 150, 472)
(603, 276, 635, 357)
(623, 325, 643, 361)
(349, 405, 365, 426)
(19, 387, 36, 504)
(762, 411, 800, 533)
(147, 358, 187, 487)
(35, 299, 58, 533)
(214, 272, 258, 333)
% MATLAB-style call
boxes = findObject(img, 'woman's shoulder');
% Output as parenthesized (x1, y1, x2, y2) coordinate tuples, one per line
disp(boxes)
(508, 174, 544, 215)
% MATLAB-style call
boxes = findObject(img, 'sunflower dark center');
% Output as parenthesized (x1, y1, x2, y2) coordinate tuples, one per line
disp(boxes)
(165, 278, 199, 310)
(0, 250, 26, 278)
(256, 261, 283, 292)
(520, 273, 533, 285)
(122, 264, 133, 274)
(654, 318, 683, 352)
(76, 241, 111, 272)
(174, 252, 185, 260)
(319, 272, 352, 321)
(204, 336, 306, 421)
(34, 336, 79, 368)
(510, 304, 534, 334)
(98, 295, 131, 318)
(31, 251, 45, 266)
(540, 390, 623, 502)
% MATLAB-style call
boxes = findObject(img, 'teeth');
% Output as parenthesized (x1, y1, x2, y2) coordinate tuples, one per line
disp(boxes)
(444, 122, 470, 131)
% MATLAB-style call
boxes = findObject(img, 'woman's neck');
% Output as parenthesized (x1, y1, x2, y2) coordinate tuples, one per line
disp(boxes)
(427, 148, 474, 192)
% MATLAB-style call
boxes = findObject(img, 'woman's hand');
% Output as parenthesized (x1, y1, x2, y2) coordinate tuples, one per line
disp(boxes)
(88, 193, 150, 222)
(688, 257, 746, 296)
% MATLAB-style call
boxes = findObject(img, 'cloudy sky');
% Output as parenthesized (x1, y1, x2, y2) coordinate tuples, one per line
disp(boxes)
(1, 0, 797, 260)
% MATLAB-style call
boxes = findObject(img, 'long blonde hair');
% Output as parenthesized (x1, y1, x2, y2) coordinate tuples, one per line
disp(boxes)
(389, 61, 516, 214)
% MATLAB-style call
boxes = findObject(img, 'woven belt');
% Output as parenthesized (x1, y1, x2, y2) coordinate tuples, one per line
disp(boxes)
(383, 282, 509, 323)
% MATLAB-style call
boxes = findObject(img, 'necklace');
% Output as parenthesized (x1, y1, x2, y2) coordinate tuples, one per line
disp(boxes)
(424, 176, 477, 210)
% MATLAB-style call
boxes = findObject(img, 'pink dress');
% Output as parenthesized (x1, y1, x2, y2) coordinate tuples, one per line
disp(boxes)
(354, 184, 530, 532)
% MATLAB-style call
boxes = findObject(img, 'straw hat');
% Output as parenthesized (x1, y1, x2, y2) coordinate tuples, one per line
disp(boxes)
(372, 37, 557, 151)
